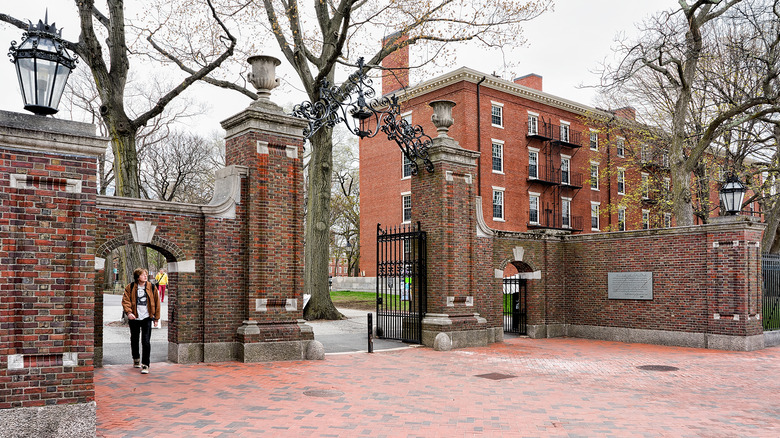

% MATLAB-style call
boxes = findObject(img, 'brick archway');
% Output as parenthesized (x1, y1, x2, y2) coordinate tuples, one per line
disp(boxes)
(93, 233, 188, 367)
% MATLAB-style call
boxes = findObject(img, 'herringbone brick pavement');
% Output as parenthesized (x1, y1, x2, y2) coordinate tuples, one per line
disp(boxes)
(96, 337, 780, 437)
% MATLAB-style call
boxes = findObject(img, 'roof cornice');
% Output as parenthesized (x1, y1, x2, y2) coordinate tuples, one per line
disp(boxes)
(393, 67, 614, 120)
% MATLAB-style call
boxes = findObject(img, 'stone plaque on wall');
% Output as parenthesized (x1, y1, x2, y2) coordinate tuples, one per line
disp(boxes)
(608, 272, 653, 300)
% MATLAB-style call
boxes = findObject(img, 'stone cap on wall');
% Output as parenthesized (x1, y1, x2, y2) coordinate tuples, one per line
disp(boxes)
(0, 110, 107, 157)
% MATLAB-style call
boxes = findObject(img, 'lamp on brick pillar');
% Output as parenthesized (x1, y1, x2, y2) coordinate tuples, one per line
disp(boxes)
(720, 173, 746, 216)
(8, 13, 77, 116)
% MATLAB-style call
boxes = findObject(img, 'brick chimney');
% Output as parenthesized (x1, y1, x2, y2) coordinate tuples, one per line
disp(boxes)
(514, 73, 543, 92)
(382, 31, 410, 95)
(613, 106, 636, 121)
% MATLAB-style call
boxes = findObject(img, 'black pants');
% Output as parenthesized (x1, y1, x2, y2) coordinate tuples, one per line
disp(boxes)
(129, 318, 153, 366)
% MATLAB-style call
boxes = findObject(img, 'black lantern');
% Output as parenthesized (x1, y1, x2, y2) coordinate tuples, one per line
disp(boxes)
(719, 173, 746, 216)
(8, 13, 77, 116)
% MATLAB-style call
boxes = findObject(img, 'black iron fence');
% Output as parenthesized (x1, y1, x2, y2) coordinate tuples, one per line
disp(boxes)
(376, 222, 427, 343)
(763, 254, 780, 331)
(503, 276, 527, 334)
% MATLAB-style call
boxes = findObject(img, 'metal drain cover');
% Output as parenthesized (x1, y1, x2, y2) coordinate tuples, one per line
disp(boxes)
(303, 389, 344, 397)
(637, 365, 679, 372)
(475, 373, 517, 380)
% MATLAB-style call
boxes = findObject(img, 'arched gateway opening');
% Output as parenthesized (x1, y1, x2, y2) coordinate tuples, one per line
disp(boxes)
(94, 234, 185, 367)
(502, 260, 535, 336)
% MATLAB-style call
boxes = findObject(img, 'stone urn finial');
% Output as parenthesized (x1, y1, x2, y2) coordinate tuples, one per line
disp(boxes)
(247, 55, 281, 101)
(429, 100, 456, 138)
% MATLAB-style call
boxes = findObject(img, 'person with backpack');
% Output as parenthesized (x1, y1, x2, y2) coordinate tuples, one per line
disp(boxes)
(121, 268, 161, 374)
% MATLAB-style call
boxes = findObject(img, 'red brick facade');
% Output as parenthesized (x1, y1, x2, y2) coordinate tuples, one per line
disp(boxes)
(359, 68, 760, 277)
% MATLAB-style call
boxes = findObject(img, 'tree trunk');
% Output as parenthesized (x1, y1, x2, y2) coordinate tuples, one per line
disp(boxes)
(304, 128, 343, 320)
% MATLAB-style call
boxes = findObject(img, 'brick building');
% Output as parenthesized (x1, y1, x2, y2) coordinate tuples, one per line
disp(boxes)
(359, 47, 759, 276)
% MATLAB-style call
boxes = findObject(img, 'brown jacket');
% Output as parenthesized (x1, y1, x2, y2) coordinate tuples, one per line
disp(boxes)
(121, 281, 161, 321)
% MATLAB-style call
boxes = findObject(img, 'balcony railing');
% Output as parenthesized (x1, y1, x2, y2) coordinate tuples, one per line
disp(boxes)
(560, 171, 583, 189)
(527, 120, 582, 148)
(527, 164, 559, 185)
(529, 211, 583, 231)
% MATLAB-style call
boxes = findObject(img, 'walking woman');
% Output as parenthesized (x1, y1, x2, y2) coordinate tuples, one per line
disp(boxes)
(121, 268, 160, 374)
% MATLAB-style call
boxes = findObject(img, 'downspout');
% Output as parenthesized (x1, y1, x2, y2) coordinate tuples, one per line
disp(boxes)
(476, 76, 486, 197)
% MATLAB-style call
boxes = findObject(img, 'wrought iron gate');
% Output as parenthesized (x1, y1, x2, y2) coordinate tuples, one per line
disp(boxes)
(376, 222, 427, 343)
(763, 254, 780, 331)
(503, 276, 527, 335)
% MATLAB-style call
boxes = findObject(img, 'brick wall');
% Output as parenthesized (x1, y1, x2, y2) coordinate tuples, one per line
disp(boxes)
(0, 111, 104, 432)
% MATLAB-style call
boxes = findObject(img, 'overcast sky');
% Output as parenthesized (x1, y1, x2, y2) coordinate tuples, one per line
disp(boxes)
(0, 1, 677, 135)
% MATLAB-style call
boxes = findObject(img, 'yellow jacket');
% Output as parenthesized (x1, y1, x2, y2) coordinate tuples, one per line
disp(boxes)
(155, 272, 168, 285)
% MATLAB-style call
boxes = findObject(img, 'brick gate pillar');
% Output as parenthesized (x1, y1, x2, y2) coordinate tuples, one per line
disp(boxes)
(411, 101, 503, 349)
(0, 111, 107, 436)
(220, 59, 318, 361)
(706, 216, 766, 350)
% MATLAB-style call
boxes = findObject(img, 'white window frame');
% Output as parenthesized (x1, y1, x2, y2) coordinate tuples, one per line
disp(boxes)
(562, 196, 572, 229)
(492, 139, 504, 174)
(560, 121, 571, 143)
(402, 192, 411, 224)
(402, 154, 413, 179)
(491, 101, 504, 128)
(527, 111, 539, 136)
(529, 192, 540, 225)
(591, 202, 600, 231)
(664, 213, 672, 228)
(529, 148, 540, 179)
(401, 111, 414, 179)
(664, 177, 671, 201)
(561, 154, 571, 185)
(590, 161, 599, 191)
(641, 144, 650, 163)
(617, 168, 626, 195)
(642, 209, 650, 230)
(641, 173, 649, 199)
(590, 129, 599, 151)
(492, 187, 505, 221)
(616, 137, 625, 157)
(618, 207, 626, 231)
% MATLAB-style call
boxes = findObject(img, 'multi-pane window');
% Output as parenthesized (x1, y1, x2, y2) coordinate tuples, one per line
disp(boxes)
(529, 150, 539, 179)
(529, 194, 540, 224)
(590, 130, 598, 150)
(403, 154, 413, 178)
(641, 173, 649, 199)
(616, 137, 625, 157)
(641, 144, 650, 162)
(664, 178, 671, 201)
(590, 162, 599, 190)
(528, 113, 539, 136)
(402, 193, 411, 223)
(492, 141, 503, 173)
(642, 209, 650, 230)
(561, 156, 570, 185)
(617, 168, 625, 194)
(491, 103, 503, 127)
(662, 151, 670, 168)
(492, 188, 504, 220)
(591, 202, 600, 231)
(618, 207, 626, 231)
(562, 197, 572, 228)
(560, 122, 570, 143)
(664, 213, 672, 228)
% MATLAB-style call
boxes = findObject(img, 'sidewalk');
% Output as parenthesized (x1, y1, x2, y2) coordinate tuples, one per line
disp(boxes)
(96, 334, 780, 437)
(102, 295, 410, 365)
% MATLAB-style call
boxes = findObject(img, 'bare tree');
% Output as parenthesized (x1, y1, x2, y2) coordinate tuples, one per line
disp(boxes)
(600, 0, 780, 226)
(330, 137, 360, 278)
(140, 131, 224, 203)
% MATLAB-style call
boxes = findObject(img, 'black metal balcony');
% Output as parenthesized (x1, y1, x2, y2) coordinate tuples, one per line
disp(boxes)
(549, 124, 582, 148)
(526, 120, 554, 141)
(528, 211, 583, 231)
(560, 171, 583, 189)
(527, 164, 560, 185)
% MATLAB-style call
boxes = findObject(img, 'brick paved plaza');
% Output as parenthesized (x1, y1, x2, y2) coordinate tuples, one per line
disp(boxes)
(96, 338, 779, 437)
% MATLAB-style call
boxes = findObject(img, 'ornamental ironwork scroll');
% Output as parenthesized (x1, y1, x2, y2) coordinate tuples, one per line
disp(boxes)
(291, 58, 433, 175)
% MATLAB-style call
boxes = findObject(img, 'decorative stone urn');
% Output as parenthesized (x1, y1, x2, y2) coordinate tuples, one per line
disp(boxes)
(429, 100, 456, 137)
(247, 55, 281, 101)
